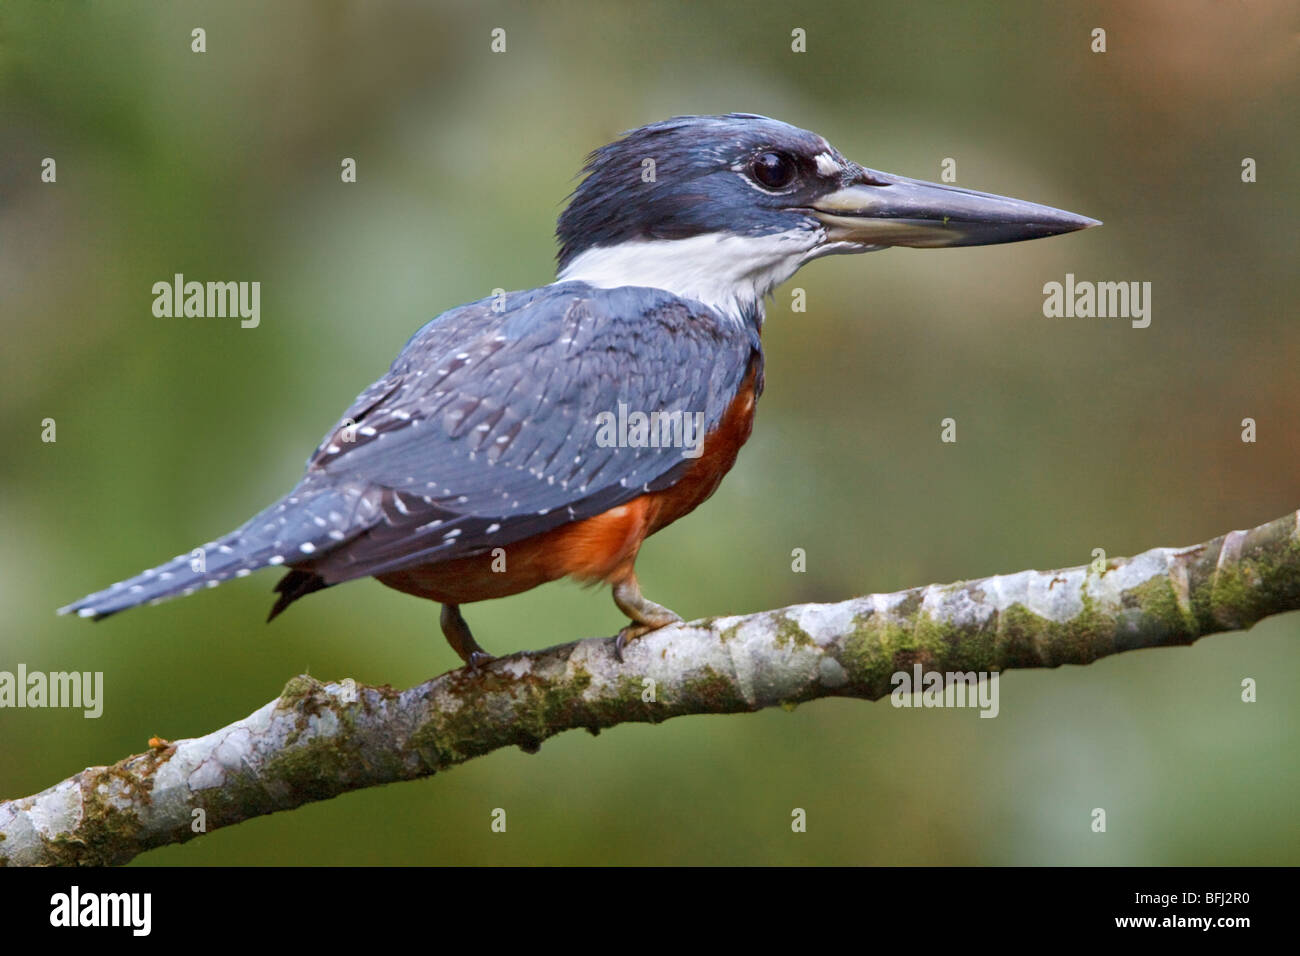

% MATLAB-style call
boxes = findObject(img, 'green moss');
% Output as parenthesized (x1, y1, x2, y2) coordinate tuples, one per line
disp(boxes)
(276, 674, 329, 747)
(1062, 586, 1114, 663)
(1206, 565, 1259, 629)
(994, 590, 1115, 668)
(995, 604, 1049, 668)
(892, 588, 925, 620)
(404, 658, 640, 768)
(679, 665, 748, 713)
(577, 673, 660, 726)
(569, 662, 594, 694)
(262, 737, 355, 804)
(277, 674, 322, 710)
(41, 772, 149, 866)
(773, 614, 814, 649)
(912, 606, 970, 667)
(408, 694, 497, 767)
(1124, 574, 1197, 650)
(844, 610, 916, 693)
(1186, 521, 1300, 634)
(52, 807, 139, 865)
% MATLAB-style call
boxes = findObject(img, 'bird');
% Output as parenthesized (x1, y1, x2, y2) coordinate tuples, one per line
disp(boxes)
(59, 113, 1099, 669)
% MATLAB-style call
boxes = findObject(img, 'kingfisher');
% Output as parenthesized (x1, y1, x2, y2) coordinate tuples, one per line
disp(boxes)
(60, 114, 1099, 669)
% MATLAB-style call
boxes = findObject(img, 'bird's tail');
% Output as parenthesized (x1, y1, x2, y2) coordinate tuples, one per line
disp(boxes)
(57, 480, 352, 621)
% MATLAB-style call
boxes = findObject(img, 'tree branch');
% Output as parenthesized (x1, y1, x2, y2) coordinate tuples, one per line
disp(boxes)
(4, 509, 1298, 865)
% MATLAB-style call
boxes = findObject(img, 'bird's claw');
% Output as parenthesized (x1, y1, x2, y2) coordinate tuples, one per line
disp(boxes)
(613, 615, 682, 663)
(464, 650, 496, 675)
(613, 627, 639, 663)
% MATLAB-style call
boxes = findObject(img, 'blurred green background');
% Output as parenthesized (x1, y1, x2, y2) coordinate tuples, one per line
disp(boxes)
(2, 0, 1297, 865)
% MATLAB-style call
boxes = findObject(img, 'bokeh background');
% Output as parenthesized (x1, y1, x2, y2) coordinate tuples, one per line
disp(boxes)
(2, 0, 1297, 865)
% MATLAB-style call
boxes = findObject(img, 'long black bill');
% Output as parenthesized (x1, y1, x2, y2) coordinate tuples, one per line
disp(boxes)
(812, 168, 1100, 248)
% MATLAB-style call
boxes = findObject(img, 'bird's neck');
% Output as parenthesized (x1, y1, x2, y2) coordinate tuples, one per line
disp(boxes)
(555, 229, 821, 326)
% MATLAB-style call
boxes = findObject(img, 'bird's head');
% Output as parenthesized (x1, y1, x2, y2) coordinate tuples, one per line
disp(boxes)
(556, 113, 1099, 322)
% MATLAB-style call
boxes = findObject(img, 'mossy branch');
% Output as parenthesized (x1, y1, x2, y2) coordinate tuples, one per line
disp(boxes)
(3, 509, 1298, 865)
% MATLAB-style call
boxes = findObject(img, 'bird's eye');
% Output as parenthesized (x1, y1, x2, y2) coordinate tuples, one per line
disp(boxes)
(750, 151, 797, 190)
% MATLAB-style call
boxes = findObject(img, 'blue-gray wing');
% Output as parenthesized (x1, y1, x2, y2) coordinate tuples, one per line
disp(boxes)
(297, 281, 759, 583)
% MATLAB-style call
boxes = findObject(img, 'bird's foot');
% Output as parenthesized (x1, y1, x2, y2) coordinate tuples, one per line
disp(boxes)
(441, 603, 497, 674)
(610, 573, 683, 662)
(613, 612, 682, 663)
